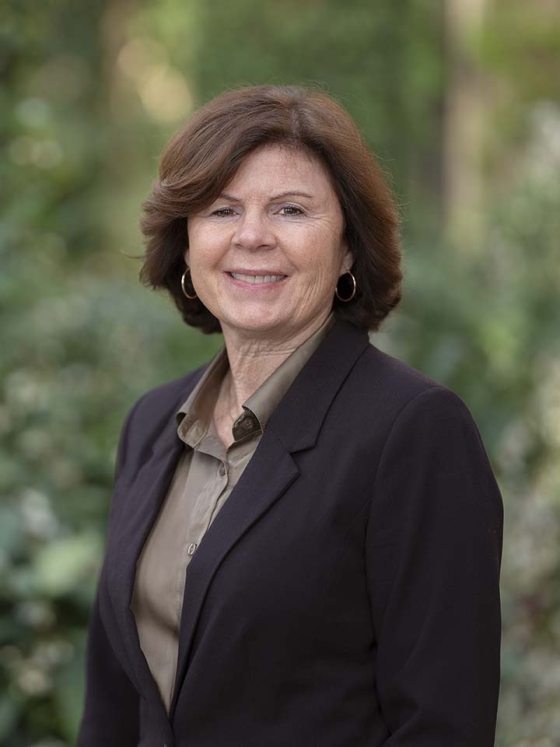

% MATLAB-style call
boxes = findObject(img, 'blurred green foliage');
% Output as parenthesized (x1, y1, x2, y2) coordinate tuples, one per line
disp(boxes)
(1, 0, 559, 744)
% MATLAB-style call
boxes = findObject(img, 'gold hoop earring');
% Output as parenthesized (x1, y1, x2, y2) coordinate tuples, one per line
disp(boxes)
(181, 268, 198, 300)
(335, 271, 357, 302)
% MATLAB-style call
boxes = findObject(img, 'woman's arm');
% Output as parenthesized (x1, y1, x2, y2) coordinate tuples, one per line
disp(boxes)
(78, 589, 140, 746)
(77, 395, 148, 746)
(366, 386, 503, 746)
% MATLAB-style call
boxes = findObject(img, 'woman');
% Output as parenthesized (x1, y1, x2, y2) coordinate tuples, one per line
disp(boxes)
(79, 85, 503, 746)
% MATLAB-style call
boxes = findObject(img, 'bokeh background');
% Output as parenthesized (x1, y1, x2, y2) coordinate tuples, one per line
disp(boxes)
(1, 0, 559, 744)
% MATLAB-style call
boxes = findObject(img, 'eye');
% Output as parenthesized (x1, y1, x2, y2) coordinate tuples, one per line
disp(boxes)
(278, 204, 304, 216)
(210, 206, 236, 217)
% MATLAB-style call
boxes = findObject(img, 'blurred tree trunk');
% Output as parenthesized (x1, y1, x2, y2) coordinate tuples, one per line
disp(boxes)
(101, 0, 134, 103)
(442, 0, 488, 249)
(98, 0, 144, 268)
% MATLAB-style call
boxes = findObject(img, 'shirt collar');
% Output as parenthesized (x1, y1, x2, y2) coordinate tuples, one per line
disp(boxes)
(176, 349, 229, 446)
(242, 314, 334, 433)
(176, 314, 335, 446)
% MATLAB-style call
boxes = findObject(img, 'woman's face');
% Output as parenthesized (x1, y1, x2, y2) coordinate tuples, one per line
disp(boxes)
(186, 144, 352, 347)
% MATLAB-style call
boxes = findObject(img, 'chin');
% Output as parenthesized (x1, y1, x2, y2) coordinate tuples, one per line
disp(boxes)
(221, 314, 289, 338)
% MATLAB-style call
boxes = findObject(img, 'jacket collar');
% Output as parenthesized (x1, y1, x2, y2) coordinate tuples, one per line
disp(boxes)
(267, 319, 370, 451)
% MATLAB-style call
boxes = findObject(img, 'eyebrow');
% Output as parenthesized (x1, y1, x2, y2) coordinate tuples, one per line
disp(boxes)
(218, 190, 314, 202)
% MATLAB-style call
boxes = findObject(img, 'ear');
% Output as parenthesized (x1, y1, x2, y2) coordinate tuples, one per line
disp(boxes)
(340, 242, 353, 274)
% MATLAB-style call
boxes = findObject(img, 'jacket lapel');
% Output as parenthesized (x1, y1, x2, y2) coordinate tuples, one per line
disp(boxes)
(170, 320, 370, 715)
(170, 430, 299, 715)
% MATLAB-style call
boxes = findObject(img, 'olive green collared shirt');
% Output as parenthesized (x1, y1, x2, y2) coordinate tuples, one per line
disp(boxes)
(131, 317, 333, 712)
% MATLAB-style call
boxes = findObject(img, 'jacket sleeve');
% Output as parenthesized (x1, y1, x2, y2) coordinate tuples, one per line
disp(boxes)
(77, 589, 140, 746)
(77, 395, 147, 746)
(366, 386, 503, 746)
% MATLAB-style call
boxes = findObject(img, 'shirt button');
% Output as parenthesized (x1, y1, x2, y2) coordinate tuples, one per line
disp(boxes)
(187, 542, 197, 556)
(242, 417, 253, 430)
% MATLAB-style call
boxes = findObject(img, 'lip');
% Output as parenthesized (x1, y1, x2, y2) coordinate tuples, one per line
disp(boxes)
(226, 269, 289, 276)
(224, 270, 288, 289)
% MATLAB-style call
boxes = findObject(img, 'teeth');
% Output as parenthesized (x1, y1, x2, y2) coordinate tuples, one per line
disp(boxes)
(230, 273, 285, 284)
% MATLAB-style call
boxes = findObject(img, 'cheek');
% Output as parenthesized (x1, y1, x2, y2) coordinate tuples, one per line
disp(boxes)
(187, 219, 217, 254)
(188, 235, 222, 274)
(302, 240, 346, 284)
(295, 261, 339, 308)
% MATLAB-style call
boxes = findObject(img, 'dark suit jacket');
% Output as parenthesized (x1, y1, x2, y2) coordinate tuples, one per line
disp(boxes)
(78, 320, 503, 747)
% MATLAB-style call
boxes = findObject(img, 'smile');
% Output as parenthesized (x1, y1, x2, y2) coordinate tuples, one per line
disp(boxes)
(227, 272, 287, 284)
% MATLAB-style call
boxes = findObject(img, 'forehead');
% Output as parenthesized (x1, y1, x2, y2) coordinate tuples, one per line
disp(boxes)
(225, 144, 337, 196)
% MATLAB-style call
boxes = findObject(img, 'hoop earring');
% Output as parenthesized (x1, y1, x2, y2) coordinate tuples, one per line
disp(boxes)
(181, 268, 198, 300)
(335, 271, 357, 302)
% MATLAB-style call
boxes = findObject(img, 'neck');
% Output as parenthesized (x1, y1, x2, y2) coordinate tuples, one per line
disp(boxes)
(219, 314, 330, 416)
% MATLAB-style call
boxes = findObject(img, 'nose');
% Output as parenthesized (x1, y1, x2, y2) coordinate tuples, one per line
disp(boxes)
(232, 209, 275, 250)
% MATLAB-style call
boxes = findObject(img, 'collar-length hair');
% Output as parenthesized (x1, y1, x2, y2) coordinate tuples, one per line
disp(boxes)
(140, 84, 402, 333)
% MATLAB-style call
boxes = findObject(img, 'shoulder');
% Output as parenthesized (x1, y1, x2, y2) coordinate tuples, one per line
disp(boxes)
(128, 364, 207, 424)
(334, 340, 495, 471)
(354, 348, 503, 530)
(115, 364, 207, 458)
(353, 346, 498, 488)
(357, 341, 443, 394)
(347, 340, 473, 425)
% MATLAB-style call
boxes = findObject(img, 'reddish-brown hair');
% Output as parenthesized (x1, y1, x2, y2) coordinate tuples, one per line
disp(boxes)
(140, 85, 402, 332)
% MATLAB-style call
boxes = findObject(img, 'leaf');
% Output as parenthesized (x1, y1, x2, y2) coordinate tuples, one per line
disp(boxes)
(32, 533, 102, 598)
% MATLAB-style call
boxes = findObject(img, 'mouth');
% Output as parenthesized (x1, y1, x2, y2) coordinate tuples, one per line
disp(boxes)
(226, 271, 288, 285)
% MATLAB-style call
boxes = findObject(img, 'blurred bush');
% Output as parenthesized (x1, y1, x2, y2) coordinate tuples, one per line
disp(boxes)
(1, 0, 559, 744)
